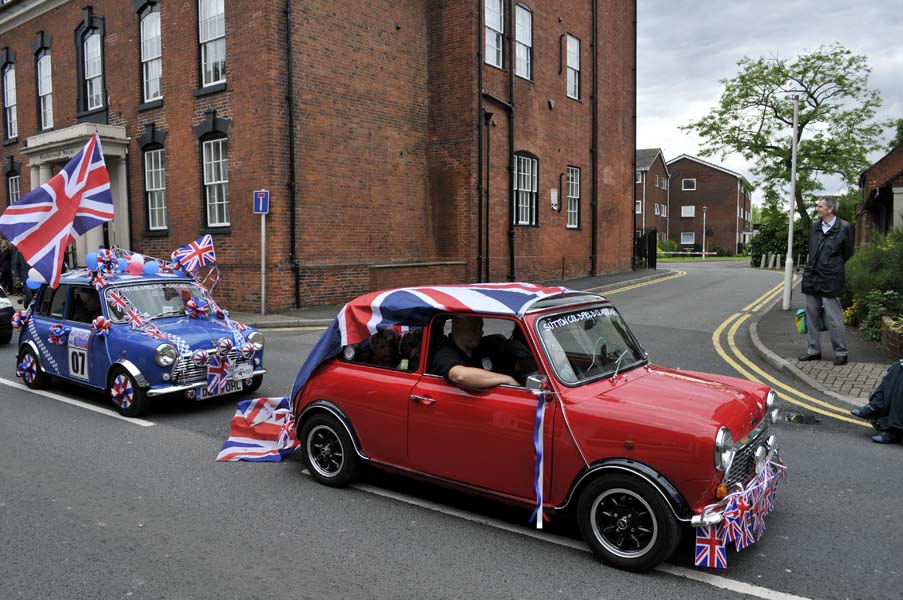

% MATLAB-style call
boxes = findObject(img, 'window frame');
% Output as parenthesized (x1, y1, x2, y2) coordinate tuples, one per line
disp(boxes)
(6, 172, 20, 205)
(680, 232, 695, 245)
(681, 178, 696, 191)
(513, 152, 538, 227)
(36, 52, 53, 130)
(84, 33, 104, 111)
(681, 205, 695, 218)
(140, 5, 163, 103)
(144, 147, 168, 231)
(654, 203, 660, 216)
(2, 64, 16, 140)
(634, 170, 642, 184)
(566, 165, 580, 229)
(634, 200, 642, 214)
(514, 4, 533, 80)
(198, 0, 226, 88)
(202, 136, 230, 228)
(484, 0, 504, 69)
(566, 34, 580, 100)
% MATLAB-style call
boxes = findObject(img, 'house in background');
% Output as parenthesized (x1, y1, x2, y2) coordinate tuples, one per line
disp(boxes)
(0, 0, 637, 311)
(666, 154, 752, 255)
(857, 144, 903, 246)
(634, 148, 669, 242)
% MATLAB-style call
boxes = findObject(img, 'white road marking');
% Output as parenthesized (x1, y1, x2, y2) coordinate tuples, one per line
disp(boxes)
(344, 480, 812, 600)
(0, 377, 155, 427)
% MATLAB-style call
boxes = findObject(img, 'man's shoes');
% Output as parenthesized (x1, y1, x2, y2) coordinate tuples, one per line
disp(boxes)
(871, 430, 902, 444)
(798, 353, 821, 361)
(834, 355, 848, 366)
(850, 405, 880, 420)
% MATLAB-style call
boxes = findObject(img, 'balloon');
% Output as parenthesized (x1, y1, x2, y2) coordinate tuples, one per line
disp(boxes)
(173, 269, 184, 277)
(143, 261, 160, 275)
(130, 253, 143, 263)
(117, 258, 127, 271)
(86, 252, 99, 268)
(127, 261, 143, 275)
(27, 268, 46, 283)
(26, 278, 41, 289)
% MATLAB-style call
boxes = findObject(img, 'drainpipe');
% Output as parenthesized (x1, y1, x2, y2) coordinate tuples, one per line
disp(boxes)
(476, 0, 484, 282)
(484, 110, 493, 282)
(590, 0, 598, 275)
(735, 178, 740, 254)
(506, 0, 516, 281)
(285, 0, 300, 307)
(630, 0, 637, 270)
(641, 172, 646, 233)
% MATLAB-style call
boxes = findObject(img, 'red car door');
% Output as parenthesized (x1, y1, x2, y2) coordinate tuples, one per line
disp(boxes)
(406, 372, 554, 502)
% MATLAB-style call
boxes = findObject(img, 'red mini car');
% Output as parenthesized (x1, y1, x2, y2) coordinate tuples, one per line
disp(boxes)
(291, 284, 782, 571)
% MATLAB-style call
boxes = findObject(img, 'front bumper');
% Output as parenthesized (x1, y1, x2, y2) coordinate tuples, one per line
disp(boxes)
(146, 368, 267, 397)
(691, 435, 782, 527)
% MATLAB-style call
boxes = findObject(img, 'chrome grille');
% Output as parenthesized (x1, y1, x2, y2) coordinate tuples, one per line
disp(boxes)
(172, 349, 253, 385)
(725, 426, 769, 488)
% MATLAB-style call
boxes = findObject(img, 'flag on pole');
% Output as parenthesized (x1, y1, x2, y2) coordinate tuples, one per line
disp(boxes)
(0, 134, 114, 288)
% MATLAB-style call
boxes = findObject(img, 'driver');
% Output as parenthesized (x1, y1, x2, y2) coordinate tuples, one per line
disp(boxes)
(431, 316, 518, 389)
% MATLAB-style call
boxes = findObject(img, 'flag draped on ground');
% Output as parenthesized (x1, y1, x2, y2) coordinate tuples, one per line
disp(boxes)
(216, 397, 300, 462)
(0, 134, 113, 288)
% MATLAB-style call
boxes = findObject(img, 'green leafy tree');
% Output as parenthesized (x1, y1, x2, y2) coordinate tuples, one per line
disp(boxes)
(683, 44, 885, 229)
(888, 118, 903, 151)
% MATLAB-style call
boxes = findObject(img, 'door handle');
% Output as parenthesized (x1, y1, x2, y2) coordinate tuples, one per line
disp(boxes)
(410, 394, 435, 406)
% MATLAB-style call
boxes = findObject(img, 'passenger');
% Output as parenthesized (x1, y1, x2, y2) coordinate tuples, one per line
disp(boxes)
(431, 316, 518, 389)
(70, 288, 101, 323)
(369, 328, 400, 368)
(398, 329, 422, 371)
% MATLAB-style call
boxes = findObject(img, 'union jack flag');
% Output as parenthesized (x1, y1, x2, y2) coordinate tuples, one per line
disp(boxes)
(736, 512, 756, 551)
(109, 291, 129, 311)
(207, 353, 232, 395)
(720, 495, 744, 544)
(0, 134, 114, 288)
(173, 234, 216, 273)
(126, 308, 147, 330)
(91, 272, 108, 291)
(143, 324, 167, 340)
(694, 524, 727, 569)
(216, 397, 300, 462)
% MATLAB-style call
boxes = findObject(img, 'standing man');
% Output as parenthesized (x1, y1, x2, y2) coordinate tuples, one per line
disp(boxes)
(799, 197, 854, 365)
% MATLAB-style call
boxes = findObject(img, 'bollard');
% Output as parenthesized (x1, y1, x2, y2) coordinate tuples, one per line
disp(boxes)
(760, 254, 767, 268)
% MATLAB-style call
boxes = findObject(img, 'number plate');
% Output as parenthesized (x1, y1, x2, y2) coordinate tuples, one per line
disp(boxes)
(200, 379, 242, 399)
(234, 362, 253, 380)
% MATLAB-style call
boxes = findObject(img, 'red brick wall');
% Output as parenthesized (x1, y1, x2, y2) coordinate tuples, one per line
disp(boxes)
(634, 153, 669, 237)
(668, 157, 750, 255)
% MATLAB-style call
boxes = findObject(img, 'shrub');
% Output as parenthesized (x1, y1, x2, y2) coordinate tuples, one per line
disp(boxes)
(858, 289, 902, 341)
(658, 239, 678, 253)
(845, 227, 903, 307)
(749, 220, 808, 267)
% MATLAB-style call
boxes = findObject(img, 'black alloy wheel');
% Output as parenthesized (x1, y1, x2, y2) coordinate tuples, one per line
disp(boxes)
(300, 413, 359, 487)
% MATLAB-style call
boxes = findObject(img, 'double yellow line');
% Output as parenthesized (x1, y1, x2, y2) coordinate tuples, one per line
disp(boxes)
(712, 279, 868, 426)
(595, 270, 687, 296)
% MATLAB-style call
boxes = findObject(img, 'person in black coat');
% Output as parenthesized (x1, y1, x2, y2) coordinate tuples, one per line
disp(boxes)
(850, 360, 903, 444)
(0, 238, 13, 294)
(799, 197, 854, 366)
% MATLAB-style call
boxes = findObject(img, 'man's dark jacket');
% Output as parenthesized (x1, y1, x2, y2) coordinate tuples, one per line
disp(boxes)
(801, 217, 853, 298)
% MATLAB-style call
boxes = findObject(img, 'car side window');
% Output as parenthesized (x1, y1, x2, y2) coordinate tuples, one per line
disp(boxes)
(69, 286, 101, 324)
(35, 286, 56, 316)
(340, 326, 423, 372)
(48, 285, 68, 319)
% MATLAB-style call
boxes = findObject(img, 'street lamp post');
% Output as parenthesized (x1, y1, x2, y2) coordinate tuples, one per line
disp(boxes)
(782, 96, 800, 311)
(702, 206, 707, 260)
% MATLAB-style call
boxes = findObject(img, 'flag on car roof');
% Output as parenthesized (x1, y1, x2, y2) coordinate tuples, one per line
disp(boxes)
(0, 134, 113, 288)
(172, 234, 216, 273)
(217, 397, 300, 462)
(289, 283, 569, 407)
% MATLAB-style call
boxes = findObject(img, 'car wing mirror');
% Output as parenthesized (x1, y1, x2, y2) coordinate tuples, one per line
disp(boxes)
(526, 374, 550, 400)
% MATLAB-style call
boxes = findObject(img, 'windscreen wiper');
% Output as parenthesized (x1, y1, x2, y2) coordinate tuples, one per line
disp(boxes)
(610, 349, 629, 382)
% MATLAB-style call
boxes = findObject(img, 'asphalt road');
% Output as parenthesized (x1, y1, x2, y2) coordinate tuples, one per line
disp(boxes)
(1, 262, 899, 599)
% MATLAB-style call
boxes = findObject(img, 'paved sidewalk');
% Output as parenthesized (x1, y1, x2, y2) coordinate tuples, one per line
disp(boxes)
(750, 286, 893, 405)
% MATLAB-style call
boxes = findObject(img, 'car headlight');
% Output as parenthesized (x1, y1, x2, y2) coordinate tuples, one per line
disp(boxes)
(248, 331, 265, 351)
(0, 295, 11, 309)
(154, 343, 178, 367)
(766, 389, 778, 424)
(714, 426, 735, 472)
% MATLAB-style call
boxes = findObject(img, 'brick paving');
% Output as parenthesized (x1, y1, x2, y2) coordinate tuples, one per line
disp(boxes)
(793, 359, 888, 401)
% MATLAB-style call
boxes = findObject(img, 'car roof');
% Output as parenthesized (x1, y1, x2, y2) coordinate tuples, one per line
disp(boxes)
(56, 270, 196, 287)
(526, 292, 609, 313)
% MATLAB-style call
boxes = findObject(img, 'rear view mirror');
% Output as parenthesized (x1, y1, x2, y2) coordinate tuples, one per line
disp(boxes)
(526, 373, 548, 394)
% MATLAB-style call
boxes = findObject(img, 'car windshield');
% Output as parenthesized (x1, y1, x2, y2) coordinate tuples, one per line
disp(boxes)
(104, 282, 209, 323)
(536, 305, 646, 385)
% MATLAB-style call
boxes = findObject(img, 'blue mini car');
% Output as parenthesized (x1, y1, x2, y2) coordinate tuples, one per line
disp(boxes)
(15, 271, 265, 417)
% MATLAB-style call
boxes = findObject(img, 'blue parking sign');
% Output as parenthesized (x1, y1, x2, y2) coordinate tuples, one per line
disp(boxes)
(253, 190, 270, 214)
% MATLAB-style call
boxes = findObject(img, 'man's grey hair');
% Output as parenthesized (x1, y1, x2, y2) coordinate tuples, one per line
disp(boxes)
(819, 196, 838, 214)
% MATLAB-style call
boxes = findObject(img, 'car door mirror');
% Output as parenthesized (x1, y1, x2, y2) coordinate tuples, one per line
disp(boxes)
(526, 373, 548, 395)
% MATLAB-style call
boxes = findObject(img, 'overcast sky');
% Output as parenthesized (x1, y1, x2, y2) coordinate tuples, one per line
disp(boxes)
(636, 0, 903, 205)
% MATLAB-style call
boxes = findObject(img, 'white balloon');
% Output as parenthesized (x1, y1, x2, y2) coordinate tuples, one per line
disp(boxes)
(130, 253, 143, 263)
(27, 268, 46, 283)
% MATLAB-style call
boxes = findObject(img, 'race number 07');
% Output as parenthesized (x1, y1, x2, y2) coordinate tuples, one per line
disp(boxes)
(69, 348, 88, 380)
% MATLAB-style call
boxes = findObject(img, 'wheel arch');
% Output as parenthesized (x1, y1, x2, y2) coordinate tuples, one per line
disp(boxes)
(109, 359, 150, 389)
(556, 458, 692, 522)
(19, 341, 46, 372)
(298, 400, 369, 461)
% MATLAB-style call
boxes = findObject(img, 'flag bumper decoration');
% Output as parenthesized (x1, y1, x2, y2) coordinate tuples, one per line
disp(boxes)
(217, 397, 300, 462)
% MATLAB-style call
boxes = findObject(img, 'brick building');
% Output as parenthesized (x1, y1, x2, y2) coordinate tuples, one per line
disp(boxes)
(634, 148, 669, 242)
(666, 154, 752, 255)
(0, 0, 636, 311)
(857, 144, 903, 246)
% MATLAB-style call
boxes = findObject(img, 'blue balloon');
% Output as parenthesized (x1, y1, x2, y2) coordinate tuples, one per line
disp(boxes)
(174, 269, 184, 277)
(26, 278, 41, 289)
(86, 252, 99, 268)
(117, 258, 127, 272)
(143, 261, 160, 275)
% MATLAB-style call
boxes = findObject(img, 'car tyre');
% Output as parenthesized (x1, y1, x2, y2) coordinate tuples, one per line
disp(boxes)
(109, 367, 150, 418)
(18, 346, 49, 389)
(0, 330, 12, 345)
(577, 473, 680, 572)
(244, 374, 263, 394)
(300, 413, 359, 487)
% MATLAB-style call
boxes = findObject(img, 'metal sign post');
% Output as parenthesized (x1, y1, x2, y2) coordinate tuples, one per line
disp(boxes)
(782, 96, 800, 311)
(253, 190, 270, 316)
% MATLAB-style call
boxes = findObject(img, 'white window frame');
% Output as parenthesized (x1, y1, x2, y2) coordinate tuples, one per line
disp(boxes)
(680, 232, 695, 245)
(37, 55, 53, 130)
(635, 200, 642, 214)
(203, 137, 230, 227)
(681, 205, 695, 218)
(485, 0, 504, 69)
(84, 33, 103, 111)
(662, 204, 668, 218)
(515, 4, 532, 80)
(514, 154, 538, 226)
(144, 149, 167, 230)
(141, 9, 163, 102)
(635, 170, 641, 184)
(199, 0, 226, 87)
(682, 178, 696, 191)
(654, 203, 660, 216)
(566, 166, 580, 229)
(3, 65, 16, 138)
(662, 178, 667, 190)
(7, 174, 20, 204)
(566, 35, 580, 99)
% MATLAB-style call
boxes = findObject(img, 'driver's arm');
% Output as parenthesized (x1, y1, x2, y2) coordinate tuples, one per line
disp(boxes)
(448, 365, 518, 389)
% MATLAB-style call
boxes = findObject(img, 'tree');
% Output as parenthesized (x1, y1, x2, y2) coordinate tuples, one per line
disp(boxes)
(683, 44, 885, 229)
(888, 118, 903, 151)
